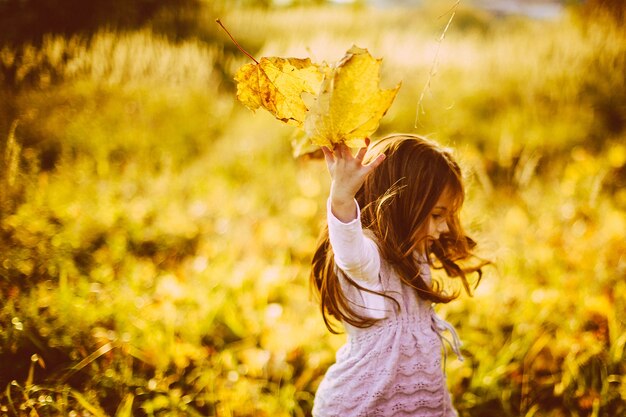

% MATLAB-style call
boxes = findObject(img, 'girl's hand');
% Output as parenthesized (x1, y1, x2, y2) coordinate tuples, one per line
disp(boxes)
(321, 139, 386, 222)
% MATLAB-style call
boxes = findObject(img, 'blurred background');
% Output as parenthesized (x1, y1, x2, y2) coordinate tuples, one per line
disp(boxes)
(0, 0, 624, 416)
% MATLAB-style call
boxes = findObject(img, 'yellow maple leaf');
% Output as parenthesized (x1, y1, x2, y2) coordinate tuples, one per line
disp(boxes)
(234, 57, 324, 127)
(304, 46, 401, 148)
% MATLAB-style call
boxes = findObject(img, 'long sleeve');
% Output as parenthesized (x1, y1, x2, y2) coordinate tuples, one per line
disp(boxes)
(327, 199, 381, 288)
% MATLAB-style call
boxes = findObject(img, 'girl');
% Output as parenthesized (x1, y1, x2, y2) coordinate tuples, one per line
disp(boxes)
(311, 134, 485, 417)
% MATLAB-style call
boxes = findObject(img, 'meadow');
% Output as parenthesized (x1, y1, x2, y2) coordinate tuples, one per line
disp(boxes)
(0, 2, 625, 416)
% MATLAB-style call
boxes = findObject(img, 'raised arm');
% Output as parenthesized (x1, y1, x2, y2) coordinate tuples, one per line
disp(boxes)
(322, 140, 386, 285)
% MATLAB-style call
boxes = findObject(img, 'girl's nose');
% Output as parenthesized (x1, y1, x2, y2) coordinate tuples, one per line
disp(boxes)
(438, 221, 450, 234)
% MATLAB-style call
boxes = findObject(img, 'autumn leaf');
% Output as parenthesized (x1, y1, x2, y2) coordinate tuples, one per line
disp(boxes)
(304, 46, 401, 148)
(223, 19, 400, 154)
(234, 58, 325, 127)
(290, 129, 324, 159)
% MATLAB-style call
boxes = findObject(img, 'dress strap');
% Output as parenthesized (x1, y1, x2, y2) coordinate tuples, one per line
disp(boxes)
(430, 307, 463, 417)
(430, 306, 464, 364)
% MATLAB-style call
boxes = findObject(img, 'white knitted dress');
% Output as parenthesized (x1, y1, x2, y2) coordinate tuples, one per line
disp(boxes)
(312, 201, 462, 417)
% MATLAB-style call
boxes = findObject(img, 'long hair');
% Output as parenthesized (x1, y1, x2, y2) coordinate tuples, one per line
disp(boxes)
(311, 134, 486, 333)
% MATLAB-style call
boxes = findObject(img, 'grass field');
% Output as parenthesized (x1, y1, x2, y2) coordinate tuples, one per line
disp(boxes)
(1, 2, 625, 416)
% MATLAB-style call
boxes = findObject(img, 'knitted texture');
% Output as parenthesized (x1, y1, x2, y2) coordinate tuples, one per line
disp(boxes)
(312, 260, 460, 417)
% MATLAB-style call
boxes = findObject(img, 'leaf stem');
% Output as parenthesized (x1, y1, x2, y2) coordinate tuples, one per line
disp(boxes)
(215, 19, 260, 65)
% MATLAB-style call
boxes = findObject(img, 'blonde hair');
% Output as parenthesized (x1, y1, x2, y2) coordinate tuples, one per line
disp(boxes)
(311, 134, 486, 333)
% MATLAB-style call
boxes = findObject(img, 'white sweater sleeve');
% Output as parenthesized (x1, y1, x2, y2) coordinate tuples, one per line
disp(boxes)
(327, 198, 381, 288)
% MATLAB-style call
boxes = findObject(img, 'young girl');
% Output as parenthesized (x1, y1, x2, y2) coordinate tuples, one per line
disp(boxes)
(311, 134, 485, 417)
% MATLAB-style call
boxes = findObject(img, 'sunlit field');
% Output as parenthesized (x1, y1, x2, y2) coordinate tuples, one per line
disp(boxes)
(1, 2, 625, 416)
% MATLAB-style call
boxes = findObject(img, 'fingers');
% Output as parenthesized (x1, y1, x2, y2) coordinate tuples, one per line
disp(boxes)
(355, 145, 368, 161)
(354, 137, 371, 161)
(321, 146, 336, 175)
(340, 143, 352, 160)
(333, 142, 343, 159)
(321, 146, 333, 162)
(328, 142, 352, 161)
(323, 139, 380, 167)
(365, 153, 386, 171)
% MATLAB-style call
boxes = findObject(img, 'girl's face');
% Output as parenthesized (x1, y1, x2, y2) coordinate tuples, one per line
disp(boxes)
(426, 187, 454, 244)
